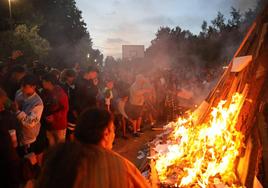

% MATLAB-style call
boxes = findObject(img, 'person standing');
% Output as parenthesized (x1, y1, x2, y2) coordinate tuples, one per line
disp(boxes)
(60, 69, 77, 141)
(75, 66, 99, 114)
(0, 88, 20, 140)
(41, 73, 69, 146)
(126, 74, 151, 137)
(12, 75, 44, 156)
(102, 79, 115, 112)
(4, 65, 26, 100)
(117, 92, 132, 139)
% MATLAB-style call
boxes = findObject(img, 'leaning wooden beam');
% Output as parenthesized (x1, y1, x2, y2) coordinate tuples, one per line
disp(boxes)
(206, 21, 257, 103)
(150, 148, 159, 188)
(257, 111, 268, 188)
(255, 23, 268, 58)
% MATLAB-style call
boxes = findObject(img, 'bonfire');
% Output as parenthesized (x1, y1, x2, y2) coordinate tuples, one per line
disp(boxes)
(152, 92, 246, 187)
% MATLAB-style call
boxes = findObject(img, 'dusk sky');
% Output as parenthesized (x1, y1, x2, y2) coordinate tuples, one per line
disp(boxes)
(76, 0, 257, 58)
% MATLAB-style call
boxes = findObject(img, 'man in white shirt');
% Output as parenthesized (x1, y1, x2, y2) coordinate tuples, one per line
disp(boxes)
(11, 75, 44, 156)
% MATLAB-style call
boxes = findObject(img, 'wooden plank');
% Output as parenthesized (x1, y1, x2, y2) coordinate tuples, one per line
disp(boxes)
(150, 147, 159, 188)
(245, 122, 263, 187)
(257, 112, 268, 187)
(237, 135, 253, 185)
(253, 176, 263, 188)
(255, 23, 268, 58)
(233, 22, 257, 58)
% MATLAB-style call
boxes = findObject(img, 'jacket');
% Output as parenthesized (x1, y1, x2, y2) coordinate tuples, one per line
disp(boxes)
(15, 91, 43, 145)
(41, 86, 69, 130)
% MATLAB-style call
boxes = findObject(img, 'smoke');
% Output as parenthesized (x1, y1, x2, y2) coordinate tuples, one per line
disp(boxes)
(42, 34, 95, 69)
(102, 1, 266, 111)
(137, 2, 263, 108)
(234, 0, 258, 12)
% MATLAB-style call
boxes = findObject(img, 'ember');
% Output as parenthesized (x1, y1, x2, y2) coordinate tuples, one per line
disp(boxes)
(153, 92, 246, 187)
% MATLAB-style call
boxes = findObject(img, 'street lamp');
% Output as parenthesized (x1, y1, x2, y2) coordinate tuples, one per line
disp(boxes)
(8, 0, 12, 19)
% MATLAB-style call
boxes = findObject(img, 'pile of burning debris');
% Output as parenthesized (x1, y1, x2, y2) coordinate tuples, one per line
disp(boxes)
(150, 92, 245, 187)
(149, 5, 268, 188)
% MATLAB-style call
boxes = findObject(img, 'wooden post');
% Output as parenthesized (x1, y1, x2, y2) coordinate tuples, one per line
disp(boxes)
(150, 147, 159, 188)
(257, 112, 268, 187)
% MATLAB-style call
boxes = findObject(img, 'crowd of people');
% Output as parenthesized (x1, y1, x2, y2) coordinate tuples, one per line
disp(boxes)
(0, 52, 218, 188)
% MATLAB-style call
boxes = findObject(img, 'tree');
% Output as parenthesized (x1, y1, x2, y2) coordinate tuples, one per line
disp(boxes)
(14, 25, 50, 58)
(144, 5, 261, 82)
(228, 7, 242, 28)
(0, 24, 50, 62)
(211, 12, 226, 32)
(0, 0, 103, 68)
(30, 0, 99, 68)
(201, 21, 208, 32)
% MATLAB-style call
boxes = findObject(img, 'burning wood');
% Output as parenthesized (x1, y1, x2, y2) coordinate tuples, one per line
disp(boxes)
(148, 5, 268, 188)
(151, 93, 246, 187)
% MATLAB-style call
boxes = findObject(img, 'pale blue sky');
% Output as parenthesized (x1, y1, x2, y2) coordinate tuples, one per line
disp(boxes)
(76, 0, 257, 58)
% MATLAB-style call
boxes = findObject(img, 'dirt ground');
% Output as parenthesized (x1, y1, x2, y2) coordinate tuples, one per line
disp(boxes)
(113, 123, 163, 168)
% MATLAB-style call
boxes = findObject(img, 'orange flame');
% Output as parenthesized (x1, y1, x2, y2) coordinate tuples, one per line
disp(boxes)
(154, 93, 245, 187)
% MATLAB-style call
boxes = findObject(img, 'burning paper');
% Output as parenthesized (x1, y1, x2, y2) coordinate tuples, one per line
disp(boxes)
(152, 93, 246, 187)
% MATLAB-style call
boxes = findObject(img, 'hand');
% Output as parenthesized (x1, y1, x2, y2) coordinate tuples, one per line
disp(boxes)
(10, 102, 19, 113)
(128, 118, 135, 124)
(46, 115, 54, 123)
(24, 152, 37, 165)
(93, 78, 98, 86)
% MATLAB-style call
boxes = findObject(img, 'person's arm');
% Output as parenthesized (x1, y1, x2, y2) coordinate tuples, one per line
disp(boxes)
(16, 104, 43, 128)
(118, 101, 129, 119)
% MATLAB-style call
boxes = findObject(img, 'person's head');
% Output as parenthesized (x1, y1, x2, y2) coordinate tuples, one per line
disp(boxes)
(36, 142, 130, 188)
(60, 69, 77, 84)
(50, 68, 61, 80)
(20, 74, 38, 96)
(105, 79, 114, 89)
(83, 66, 99, 80)
(42, 73, 58, 91)
(10, 65, 26, 82)
(75, 108, 115, 150)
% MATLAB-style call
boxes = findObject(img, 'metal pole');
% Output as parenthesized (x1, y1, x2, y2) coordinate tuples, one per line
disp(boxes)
(8, 0, 12, 19)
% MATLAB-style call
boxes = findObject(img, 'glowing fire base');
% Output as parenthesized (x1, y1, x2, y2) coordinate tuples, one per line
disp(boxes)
(151, 93, 246, 188)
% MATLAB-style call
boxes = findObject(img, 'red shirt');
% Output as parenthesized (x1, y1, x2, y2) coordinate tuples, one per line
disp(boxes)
(42, 86, 69, 130)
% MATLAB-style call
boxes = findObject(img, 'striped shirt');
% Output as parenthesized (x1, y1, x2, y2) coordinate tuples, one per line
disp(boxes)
(15, 90, 43, 145)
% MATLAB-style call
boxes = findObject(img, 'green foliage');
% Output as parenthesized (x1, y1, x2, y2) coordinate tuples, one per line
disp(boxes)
(14, 25, 50, 58)
(0, 0, 102, 68)
(0, 24, 50, 62)
(32, 0, 98, 68)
